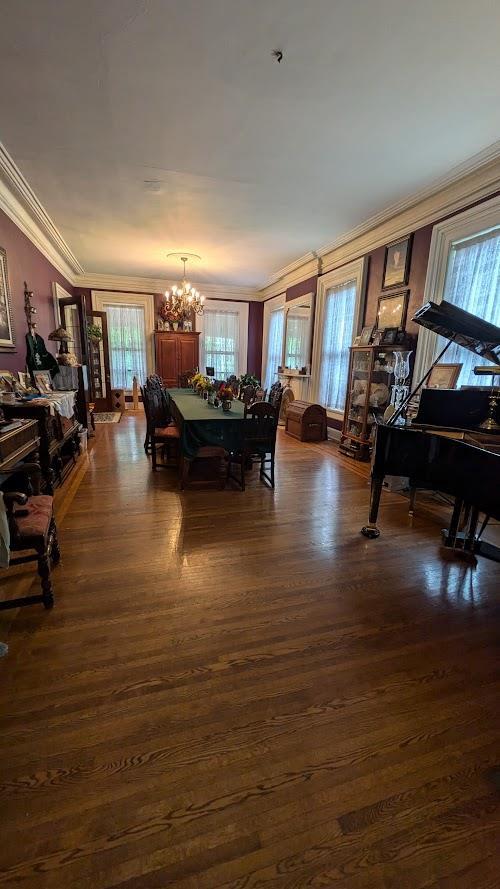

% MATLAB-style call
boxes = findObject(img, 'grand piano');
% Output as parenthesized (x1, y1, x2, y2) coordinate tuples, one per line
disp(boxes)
(361, 300, 500, 559)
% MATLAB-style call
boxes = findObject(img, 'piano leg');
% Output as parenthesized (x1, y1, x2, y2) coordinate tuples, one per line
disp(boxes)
(361, 477, 383, 538)
(442, 498, 464, 548)
(408, 486, 417, 517)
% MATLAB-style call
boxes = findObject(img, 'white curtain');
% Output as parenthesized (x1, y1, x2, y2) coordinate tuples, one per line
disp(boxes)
(264, 308, 284, 390)
(318, 281, 356, 411)
(202, 309, 240, 378)
(438, 228, 500, 385)
(104, 303, 147, 389)
(285, 312, 308, 369)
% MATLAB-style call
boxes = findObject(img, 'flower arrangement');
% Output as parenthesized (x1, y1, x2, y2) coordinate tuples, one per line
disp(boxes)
(158, 300, 184, 325)
(87, 322, 103, 343)
(218, 383, 234, 402)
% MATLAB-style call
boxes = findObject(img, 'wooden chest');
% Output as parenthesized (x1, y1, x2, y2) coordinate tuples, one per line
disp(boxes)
(285, 401, 327, 442)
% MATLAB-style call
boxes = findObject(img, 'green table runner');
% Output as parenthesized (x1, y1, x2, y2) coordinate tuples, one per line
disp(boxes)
(167, 388, 245, 458)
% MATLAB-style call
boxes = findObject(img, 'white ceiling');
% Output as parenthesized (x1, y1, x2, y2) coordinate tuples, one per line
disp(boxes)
(0, 0, 499, 287)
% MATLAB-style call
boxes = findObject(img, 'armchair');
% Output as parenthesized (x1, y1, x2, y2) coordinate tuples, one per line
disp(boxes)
(0, 462, 60, 611)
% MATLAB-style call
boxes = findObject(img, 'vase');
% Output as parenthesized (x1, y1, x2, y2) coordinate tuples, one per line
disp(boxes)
(172, 322, 179, 331)
(213, 396, 220, 408)
(222, 400, 232, 412)
(203, 390, 208, 400)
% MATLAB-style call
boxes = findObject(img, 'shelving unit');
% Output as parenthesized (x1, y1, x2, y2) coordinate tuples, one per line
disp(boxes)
(340, 343, 415, 460)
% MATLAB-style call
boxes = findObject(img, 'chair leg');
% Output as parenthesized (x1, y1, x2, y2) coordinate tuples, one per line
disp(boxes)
(37, 546, 54, 609)
(240, 453, 246, 491)
(144, 431, 150, 453)
(50, 519, 61, 564)
(270, 451, 275, 488)
(152, 436, 157, 471)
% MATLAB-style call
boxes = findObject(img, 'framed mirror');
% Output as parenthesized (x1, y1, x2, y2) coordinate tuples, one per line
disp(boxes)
(282, 293, 314, 372)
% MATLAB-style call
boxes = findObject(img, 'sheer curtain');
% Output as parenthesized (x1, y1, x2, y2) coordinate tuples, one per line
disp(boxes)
(104, 304, 147, 389)
(202, 309, 240, 377)
(318, 281, 356, 411)
(264, 308, 284, 390)
(439, 228, 500, 385)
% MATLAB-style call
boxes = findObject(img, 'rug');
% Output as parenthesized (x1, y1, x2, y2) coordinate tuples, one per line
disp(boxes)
(93, 412, 122, 424)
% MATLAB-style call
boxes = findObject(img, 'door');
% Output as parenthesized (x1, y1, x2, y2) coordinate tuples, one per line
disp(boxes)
(178, 334, 199, 380)
(156, 334, 178, 387)
(87, 311, 112, 411)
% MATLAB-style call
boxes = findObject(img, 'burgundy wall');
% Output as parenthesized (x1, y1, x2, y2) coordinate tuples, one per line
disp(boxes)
(247, 301, 263, 377)
(285, 275, 318, 302)
(0, 208, 74, 372)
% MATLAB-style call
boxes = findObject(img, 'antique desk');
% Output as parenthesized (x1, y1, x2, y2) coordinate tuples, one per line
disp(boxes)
(0, 419, 40, 472)
(2, 398, 79, 492)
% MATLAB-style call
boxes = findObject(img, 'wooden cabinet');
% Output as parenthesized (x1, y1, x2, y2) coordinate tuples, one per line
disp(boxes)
(340, 343, 415, 461)
(155, 331, 200, 387)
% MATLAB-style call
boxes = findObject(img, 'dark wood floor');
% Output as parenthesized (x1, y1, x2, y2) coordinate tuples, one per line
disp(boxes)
(0, 415, 498, 888)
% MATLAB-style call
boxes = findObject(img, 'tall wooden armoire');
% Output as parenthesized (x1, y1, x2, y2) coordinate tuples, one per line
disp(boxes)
(154, 331, 200, 387)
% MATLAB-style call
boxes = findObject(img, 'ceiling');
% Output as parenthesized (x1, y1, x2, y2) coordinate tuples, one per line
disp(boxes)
(0, 0, 499, 287)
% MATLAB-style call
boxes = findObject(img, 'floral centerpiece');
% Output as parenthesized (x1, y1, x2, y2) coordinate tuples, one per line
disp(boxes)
(158, 300, 184, 330)
(218, 383, 234, 411)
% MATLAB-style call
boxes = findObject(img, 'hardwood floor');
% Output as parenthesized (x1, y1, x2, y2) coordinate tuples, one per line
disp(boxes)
(0, 414, 498, 888)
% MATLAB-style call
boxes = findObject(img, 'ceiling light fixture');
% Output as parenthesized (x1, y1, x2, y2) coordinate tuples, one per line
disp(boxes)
(164, 255, 204, 316)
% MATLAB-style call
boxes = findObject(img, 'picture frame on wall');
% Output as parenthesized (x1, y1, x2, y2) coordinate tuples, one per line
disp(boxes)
(0, 247, 16, 350)
(427, 363, 462, 390)
(382, 234, 413, 290)
(376, 289, 409, 332)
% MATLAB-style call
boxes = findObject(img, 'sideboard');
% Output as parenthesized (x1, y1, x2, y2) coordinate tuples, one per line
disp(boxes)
(155, 331, 200, 387)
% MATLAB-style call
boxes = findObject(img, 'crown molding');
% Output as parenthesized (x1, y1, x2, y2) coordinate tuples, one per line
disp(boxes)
(75, 271, 260, 302)
(0, 141, 84, 282)
(260, 140, 500, 291)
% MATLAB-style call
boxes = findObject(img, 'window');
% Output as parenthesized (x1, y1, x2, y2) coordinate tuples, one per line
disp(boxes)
(284, 310, 309, 369)
(437, 228, 500, 385)
(104, 303, 147, 389)
(202, 309, 240, 378)
(415, 196, 500, 386)
(312, 258, 365, 416)
(317, 281, 357, 411)
(263, 308, 284, 390)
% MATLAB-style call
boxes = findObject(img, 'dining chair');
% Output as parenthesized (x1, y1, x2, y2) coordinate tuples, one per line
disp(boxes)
(0, 462, 60, 611)
(142, 383, 180, 470)
(227, 402, 278, 490)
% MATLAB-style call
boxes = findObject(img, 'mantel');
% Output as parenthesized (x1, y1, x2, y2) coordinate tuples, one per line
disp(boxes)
(278, 371, 311, 379)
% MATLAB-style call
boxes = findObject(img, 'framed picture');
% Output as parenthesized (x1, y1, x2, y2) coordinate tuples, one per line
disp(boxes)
(382, 235, 413, 290)
(427, 363, 462, 390)
(359, 324, 374, 345)
(377, 289, 409, 331)
(380, 327, 398, 345)
(33, 370, 53, 394)
(0, 247, 15, 350)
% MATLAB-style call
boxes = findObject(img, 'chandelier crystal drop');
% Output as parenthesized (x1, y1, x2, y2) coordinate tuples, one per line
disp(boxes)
(164, 256, 204, 316)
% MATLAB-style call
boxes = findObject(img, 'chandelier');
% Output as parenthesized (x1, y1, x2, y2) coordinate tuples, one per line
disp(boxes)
(164, 256, 204, 316)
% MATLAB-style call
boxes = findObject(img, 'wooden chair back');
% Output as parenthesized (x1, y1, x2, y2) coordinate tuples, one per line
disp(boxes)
(268, 382, 283, 412)
(243, 402, 278, 451)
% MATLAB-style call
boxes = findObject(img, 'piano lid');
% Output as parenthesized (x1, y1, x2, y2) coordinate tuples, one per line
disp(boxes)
(412, 300, 500, 363)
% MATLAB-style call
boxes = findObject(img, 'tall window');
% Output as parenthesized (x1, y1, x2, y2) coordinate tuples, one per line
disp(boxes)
(104, 303, 147, 389)
(202, 309, 240, 378)
(318, 280, 357, 411)
(439, 227, 500, 385)
(263, 308, 284, 390)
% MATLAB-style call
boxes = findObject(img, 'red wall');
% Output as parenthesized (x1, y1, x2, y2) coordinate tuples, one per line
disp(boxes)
(0, 208, 73, 372)
(286, 275, 318, 302)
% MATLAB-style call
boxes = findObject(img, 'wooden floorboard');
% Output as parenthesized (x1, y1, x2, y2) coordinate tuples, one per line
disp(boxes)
(0, 415, 498, 888)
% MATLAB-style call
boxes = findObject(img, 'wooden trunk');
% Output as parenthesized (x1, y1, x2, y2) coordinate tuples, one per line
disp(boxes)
(155, 331, 200, 387)
(285, 400, 327, 442)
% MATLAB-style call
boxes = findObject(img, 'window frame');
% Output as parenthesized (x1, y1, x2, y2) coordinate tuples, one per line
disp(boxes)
(197, 299, 249, 377)
(413, 194, 500, 384)
(311, 257, 366, 420)
(261, 292, 286, 385)
(91, 290, 155, 388)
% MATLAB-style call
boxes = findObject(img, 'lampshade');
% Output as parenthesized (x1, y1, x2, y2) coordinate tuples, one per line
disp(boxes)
(48, 326, 72, 342)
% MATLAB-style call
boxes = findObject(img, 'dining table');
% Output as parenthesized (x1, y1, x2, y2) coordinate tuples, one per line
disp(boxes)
(166, 388, 246, 459)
